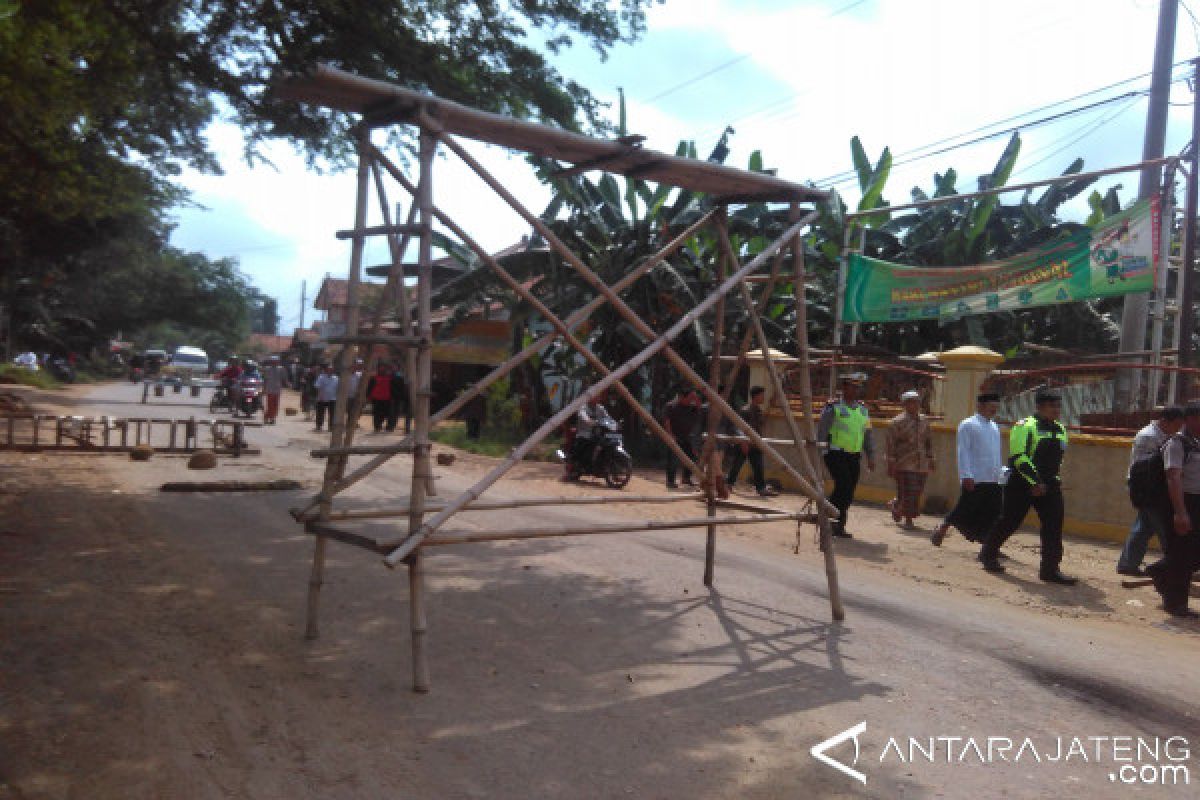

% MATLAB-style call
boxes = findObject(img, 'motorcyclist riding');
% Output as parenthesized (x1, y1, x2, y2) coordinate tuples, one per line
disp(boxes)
(571, 390, 613, 472)
(217, 357, 243, 406)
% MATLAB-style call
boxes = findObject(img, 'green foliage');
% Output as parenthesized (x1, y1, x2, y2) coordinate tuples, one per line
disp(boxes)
(485, 377, 522, 433)
(430, 421, 559, 461)
(0, 365, 60, 390)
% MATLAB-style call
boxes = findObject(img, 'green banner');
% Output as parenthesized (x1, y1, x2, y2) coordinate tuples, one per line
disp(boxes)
(841, 198, 1160, 323)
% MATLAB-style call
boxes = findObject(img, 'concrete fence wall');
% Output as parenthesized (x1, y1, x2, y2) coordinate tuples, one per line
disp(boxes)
(752, 411, 1135, 544)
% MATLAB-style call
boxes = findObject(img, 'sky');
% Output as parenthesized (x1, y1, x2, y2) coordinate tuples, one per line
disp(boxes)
(168, 0, 1200, 336)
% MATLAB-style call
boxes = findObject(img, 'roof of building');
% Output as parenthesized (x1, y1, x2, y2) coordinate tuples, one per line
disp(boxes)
(313, 277, 386, 311)
(243, 333, 294, 354)
(274, 65, 829, 204)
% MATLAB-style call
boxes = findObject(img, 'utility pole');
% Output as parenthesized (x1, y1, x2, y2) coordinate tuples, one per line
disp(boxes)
(1177, 58, 1200, 400)
(299, 279, 307, 331)
(1116, 0, 1178, 409)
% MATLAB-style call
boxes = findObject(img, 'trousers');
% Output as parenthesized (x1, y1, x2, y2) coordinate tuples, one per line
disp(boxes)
(824, 450, 861, 534)
(981, 480, 1064, 573)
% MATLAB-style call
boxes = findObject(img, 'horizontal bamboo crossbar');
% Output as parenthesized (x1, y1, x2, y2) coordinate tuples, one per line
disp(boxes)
(336, 223, 424, 240)
(306, 510, 814, 554)
(323, 334, 426, 347)
(313, 492, 706, 521)
(415, 511, 815, 547)
(311, 442, 417, 457)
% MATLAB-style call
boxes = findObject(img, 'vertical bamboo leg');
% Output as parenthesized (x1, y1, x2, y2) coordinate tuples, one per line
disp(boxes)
(789, 203, 844, 622)
(307, 128, 373, 642)
(305, 537, 327, 640)
(703, 211, 729, 587)
(406, 129, 437, 692)
(408, 553, 430, 691)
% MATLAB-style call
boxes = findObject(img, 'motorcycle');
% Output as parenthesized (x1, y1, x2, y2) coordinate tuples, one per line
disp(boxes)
(235, 375, 264, 418)
(556, 416, 632, 489)
(209, 384, 233, 413)
(47, 357, 76, 383)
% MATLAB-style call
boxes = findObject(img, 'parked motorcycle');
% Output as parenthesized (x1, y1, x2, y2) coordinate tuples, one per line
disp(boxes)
(235, 375, 264, 418)
(47, 357, 76, 383)
(556, 417, 632, 489)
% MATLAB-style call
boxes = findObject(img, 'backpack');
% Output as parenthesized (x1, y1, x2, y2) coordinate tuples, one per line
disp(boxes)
(1128, 433, 1195, 510)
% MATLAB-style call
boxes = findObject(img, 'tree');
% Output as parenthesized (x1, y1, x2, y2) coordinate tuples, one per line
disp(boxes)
(808, 134, 1129, 355)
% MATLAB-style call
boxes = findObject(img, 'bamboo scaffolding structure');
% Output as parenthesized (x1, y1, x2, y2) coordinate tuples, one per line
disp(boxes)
(435, 129, 831, 515)
(788, 203, 844, 621)
(285, 71, 846, 692)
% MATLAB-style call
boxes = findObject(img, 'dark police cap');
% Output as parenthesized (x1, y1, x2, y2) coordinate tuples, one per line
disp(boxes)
(1035, 388, 1062, 405)
(977, 391, 1000, 403)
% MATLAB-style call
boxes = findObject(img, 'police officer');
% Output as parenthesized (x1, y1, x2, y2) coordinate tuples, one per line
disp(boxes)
(979, 388, 1076, 584)
(818, 373, 875, 538)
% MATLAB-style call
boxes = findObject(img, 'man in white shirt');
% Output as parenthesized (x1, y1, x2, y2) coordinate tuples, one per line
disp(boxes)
(1118, 406, 1184, 576)
(931, 392, 1004, 546)
(313, 364, 339, 432)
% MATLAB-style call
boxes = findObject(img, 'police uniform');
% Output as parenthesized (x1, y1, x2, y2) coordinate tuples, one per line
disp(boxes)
(818, 390, 874, 537)
(979, 409, 1073, 582)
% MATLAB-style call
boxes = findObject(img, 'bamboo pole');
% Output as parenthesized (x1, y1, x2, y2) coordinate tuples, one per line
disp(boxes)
(413, 511, 816, 547)
(383, 213, 834, 568)
(789, 202, 844, 622)
(319, 492, 704, 520)
(703, 212, 729, 587)
(307, 128, 373, 641)
(407, 129, 436, 693)
(425, 195, 704, 479)
(436, 129, 829, 513)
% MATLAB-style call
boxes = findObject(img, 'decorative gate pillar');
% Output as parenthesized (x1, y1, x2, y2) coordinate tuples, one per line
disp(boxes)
(936, 346, 1005, 424)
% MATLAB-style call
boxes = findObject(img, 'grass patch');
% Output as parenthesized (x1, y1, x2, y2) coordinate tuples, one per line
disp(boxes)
(0, 365, 61, 390)
(430, 422, 561, 461)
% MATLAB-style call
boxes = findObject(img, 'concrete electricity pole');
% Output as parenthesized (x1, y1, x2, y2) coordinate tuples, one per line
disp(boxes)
(1116, 0, 1178, 410)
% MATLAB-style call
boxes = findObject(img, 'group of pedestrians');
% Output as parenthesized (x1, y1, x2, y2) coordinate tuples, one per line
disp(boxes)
(661, 384, 778, 497)
(301, 361, 411, 434)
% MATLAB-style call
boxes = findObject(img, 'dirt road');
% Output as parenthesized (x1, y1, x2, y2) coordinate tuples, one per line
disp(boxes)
(1, 383, 1197, 799)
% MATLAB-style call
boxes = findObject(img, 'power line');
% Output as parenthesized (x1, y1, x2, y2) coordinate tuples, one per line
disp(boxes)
(640, 0, 868, 104)
(812, 89, 1152, 188)
(1010, 96, 1144, 179)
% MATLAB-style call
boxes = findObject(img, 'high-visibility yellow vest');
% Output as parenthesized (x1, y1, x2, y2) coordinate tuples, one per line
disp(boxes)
(830, 404, 870, 453)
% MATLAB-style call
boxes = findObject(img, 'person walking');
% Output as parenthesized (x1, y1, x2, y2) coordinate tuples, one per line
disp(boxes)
(979, 389, 1075, 584)
(663, 386, 702, 489)
(726, 386, 777, 498)
(261, 356, 287, 425)
(366, 363, 395, 433)
(1118, 406, 1185, 576)
(313, 364, 338, 432)
(931, 392, 1005, 546)
(300, 366, 317, 421)
(818, 374, 875, 538)
(388, 369, 411, 434)
(885, 390, 935, 530)
(1149, 404, 1200, 618)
